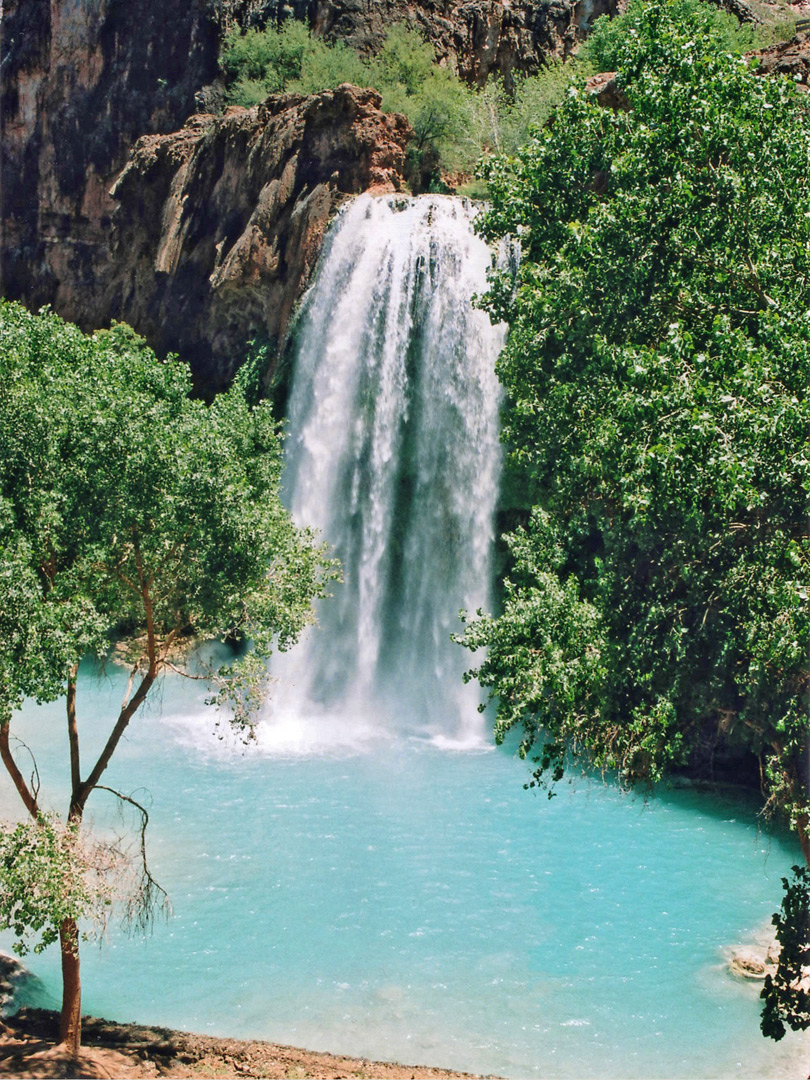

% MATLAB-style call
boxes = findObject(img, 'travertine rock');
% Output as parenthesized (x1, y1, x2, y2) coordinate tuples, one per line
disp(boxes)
(106, 86, 412, 391)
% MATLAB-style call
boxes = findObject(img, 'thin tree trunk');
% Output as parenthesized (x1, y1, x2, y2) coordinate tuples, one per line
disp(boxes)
(58, 916, 81, 1058)
(63, 675, 84, 1060)
(67, 664, 81, 795)
(797, 816, 810, 871)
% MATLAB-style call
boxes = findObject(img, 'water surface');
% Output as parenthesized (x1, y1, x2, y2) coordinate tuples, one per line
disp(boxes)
(4, 661, 807, 1079)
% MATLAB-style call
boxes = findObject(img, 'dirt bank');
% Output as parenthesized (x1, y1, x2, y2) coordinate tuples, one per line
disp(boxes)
(0, 1009, 488, 1079)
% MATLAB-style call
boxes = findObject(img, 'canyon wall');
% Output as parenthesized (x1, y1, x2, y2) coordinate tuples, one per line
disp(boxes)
(1, 0, 610, 388)
(1, 0, 220, 321)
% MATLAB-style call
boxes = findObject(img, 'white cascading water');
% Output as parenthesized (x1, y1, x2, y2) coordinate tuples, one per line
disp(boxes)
(261, 193, 506, 752)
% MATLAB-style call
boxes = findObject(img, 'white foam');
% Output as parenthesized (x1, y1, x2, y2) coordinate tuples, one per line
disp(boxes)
(263, 194, 506, 750)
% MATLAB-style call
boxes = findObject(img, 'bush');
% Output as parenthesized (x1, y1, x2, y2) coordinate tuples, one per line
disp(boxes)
(221, 21, 313, 105)
(288, 38, 371, 95)
(581, 0, 798, 73)
(462, 0, 810, 861)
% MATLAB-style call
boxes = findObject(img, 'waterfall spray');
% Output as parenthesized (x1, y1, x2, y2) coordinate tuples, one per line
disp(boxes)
(263, 194, 505, 752)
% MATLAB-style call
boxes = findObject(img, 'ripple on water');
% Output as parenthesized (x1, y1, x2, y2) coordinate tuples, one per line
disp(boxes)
(5, 668, 809, 1079)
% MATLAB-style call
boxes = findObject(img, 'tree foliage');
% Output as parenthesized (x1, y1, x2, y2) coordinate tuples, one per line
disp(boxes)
(0, 303, 331, 726)
(459, 0, 810, 853)
(581, 0, 789, 74)
(455, 0, 810, 1038)
(761, 865, 810, 1040)
(0, 815, 119, 957)
(221, 22, 474, 185)
(221, 20, 368, 103)
(0, 301, 334, 1048)
(219, 20, 592, 185)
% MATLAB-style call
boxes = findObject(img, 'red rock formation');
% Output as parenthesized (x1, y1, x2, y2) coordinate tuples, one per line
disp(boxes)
(584, 69, 626, 109)
(105, 86, 412, 392)
(751, 30, 810, 86)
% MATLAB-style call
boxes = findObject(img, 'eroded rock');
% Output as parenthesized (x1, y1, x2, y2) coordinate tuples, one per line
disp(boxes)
(310, 0, 620, 86)
(752, 31, 810, 86)
(106, 86, 412, 391)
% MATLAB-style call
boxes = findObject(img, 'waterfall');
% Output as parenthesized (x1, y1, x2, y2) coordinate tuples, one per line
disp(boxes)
(263, 193, 505, 752)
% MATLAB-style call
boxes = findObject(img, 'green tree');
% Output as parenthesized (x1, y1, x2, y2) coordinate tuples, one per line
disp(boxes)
(219, 21, 475, 187)
(761, 865, 810, 1040)
(0, 302, 333, 1057)
(455, 0, 810, 1035)
(221, 20, 372, 107)
(220, 20, 314, 104)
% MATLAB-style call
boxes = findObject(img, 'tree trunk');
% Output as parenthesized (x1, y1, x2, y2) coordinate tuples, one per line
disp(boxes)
(59, 916, 81, 1057)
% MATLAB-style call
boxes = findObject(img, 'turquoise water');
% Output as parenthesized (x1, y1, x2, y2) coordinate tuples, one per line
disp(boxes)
(3, 659, 808, 1079)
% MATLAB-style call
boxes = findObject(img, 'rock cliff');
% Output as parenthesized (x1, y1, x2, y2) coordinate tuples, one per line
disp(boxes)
(309, 0, 617, 85)
(1, 0, 606, 390)
(197, 1, 618, 86)
(1, 0, 221, 321)
(105, 86, 411, 392)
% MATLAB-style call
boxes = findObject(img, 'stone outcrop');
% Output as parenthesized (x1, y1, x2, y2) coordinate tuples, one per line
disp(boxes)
(309, 0, 619, 85)
(751, 30, 810, 85)
(0, 0, 222, 320)
(727, 945, 779, 980)
(105, 86, 411, 392)
(584, 69, 627, 109)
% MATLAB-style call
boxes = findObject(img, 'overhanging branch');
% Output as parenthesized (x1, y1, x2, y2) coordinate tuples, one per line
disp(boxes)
(94, 785, 171, 932)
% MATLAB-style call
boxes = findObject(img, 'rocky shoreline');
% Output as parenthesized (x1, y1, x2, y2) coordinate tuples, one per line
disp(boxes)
(0, 1008, 488, 1080)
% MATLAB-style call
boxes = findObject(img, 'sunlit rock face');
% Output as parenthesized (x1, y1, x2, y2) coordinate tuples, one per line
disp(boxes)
(106, 86, 411, 392)
(2, 5, 411, 391)
(752, 30, 810, 84)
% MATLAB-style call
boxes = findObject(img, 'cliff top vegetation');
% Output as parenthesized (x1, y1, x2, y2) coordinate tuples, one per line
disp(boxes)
(219, 2, 802, 190)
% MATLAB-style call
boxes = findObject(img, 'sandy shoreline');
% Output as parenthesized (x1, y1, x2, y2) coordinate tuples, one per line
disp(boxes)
(0, 1008, 489, 1079)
